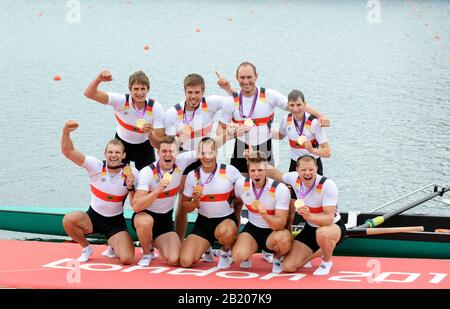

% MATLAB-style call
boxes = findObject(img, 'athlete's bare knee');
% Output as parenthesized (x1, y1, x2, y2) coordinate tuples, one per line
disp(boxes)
(231, 249, 248, 264)
(167, 254, 179, 266)
(179, 255, 194, 268)
(119, 252, 135, 265)
(282, 261, 298, 273)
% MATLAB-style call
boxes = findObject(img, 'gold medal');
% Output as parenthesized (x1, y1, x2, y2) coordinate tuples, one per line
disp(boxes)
(184, 124, 193, 132)
(194, 184, 204, 194)
(136, 118, 146, 129)
(297, 135, 307, 145)
(122, 165, 132, 177)
(294, 199, 305, 210)
(244, 118, 254, 127)
(162, 173, 172, 183)
(251, 200, 260, 211)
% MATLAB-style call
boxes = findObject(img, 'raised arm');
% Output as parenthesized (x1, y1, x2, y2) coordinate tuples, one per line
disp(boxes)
(215, 71, 235, 96)
(61, 120, 85, 166)
(83, 70, 113, 104)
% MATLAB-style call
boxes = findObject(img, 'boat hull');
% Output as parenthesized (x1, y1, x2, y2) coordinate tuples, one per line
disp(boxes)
(1, 206, 449, 259)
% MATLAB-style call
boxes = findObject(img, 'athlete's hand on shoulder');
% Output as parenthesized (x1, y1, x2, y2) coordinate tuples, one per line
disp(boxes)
(318, 115, 330, 128)
(158, 178, 170, 190)
(97, 70, 112, 82)
(64, 120, 79, 132)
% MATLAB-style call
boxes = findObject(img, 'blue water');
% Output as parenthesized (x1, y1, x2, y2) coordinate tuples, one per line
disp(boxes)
(0, 0, 449, 230)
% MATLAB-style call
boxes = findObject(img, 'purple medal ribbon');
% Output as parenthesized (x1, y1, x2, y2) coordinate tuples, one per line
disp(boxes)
(134, 100, 147, 119)
(239, 88, 259, 119)
(183, 101, 199, 124)
(156, 160, 176, 179)
(252, 178, 267, 200)
(197, 164, 218, 186)
(298, 181, 314, 199)
(293, 114, 306, 136)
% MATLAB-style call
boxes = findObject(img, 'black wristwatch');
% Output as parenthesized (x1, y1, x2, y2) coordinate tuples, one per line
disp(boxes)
(128, 185, 136, 192)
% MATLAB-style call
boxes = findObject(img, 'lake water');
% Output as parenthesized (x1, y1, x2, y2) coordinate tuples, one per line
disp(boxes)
(0, 0, 449, 240)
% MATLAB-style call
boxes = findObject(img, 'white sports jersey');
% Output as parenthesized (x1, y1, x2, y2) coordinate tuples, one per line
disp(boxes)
(82, 156, 138, 217)
(279, 112, 327, 160)
(164, 95, 224, 151)
(136, 151, 197, 213)
(107, 92, 165, 144)
(220, 87, 287, 145)
(184, 163, 242, 218)
(282, 172, 339, 227)
(235, 177, 290, 229)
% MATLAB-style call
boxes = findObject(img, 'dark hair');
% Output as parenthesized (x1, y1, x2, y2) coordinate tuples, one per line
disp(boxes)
(129, 70, 150, 91)
(236, 62, 257, 76)
(247, 151, 268, 167)
(288, 90, 305, 103)
(184, 73, 205, 92)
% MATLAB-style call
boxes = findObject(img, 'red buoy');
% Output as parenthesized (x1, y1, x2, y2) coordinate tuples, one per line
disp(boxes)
(144, 45, 150, 50)
(54, 75, 61, 81)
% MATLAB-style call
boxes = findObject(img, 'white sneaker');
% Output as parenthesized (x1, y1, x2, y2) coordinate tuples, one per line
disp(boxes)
(101, 245, 116, 258)
(239, 259, 252, 269)
(202, 247, 215, 263)
(138, 254, 153, 267)
(149, 248, 158, 260)
(262, 250, 273, 264)
(76, 245, 93, 263)
(313, 260, 333, 276)
(272, 257, 283, 273)
(217, 250, 232, 269)
(303, 261, 312, 269)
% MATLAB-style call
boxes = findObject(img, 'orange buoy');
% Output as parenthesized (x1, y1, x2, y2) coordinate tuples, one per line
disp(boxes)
(54, 75, 61, 81)
(144, 44, 150, 50)
(195, 28, 201, 32)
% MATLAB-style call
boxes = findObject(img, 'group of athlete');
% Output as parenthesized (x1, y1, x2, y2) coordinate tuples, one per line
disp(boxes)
(61, 61, 345, 276)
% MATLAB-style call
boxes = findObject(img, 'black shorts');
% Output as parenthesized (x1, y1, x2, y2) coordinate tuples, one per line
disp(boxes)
(183, 159, 201, 176)
(191, 213, 239, 246)
(86, 207, 128, 240)
(289, 158, 323, 175)
(131, 209, 174, 240)
(293, 219, 346, 252)
(241, 221, 274, 253)
(115, 133, 155, 171)
(230, 138, 274, 173)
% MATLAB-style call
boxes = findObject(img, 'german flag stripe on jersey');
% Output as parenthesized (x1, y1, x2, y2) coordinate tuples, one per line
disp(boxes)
(268, 180, 279, 197)
(304, 114, 316, 131)
(219, 163, 227, 179)
(309, 206, 323, 213)
(174, 103, 183, 121)
(115, 114, 144, 133)
(232, 92, 239, 109)
(289, 138, 319, 149)
(246, 204, 275, 215)
(243, 177, 251, 192)
(201, 97, 208, 113)
(145, 98, 154, 116)
(287, 113, 293, 127)
(153, 186, 179, 199)
(124, 94, 131, 112)
(90, 185, 127, 203)
(259, 87, 266, 103)
(316, 176, 327, 193)
(200, 190, 233, 202)
(232, 113, 274, 126)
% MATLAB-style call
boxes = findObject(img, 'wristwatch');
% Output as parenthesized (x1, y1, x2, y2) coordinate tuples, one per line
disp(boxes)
(128, 185, 136, 192)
